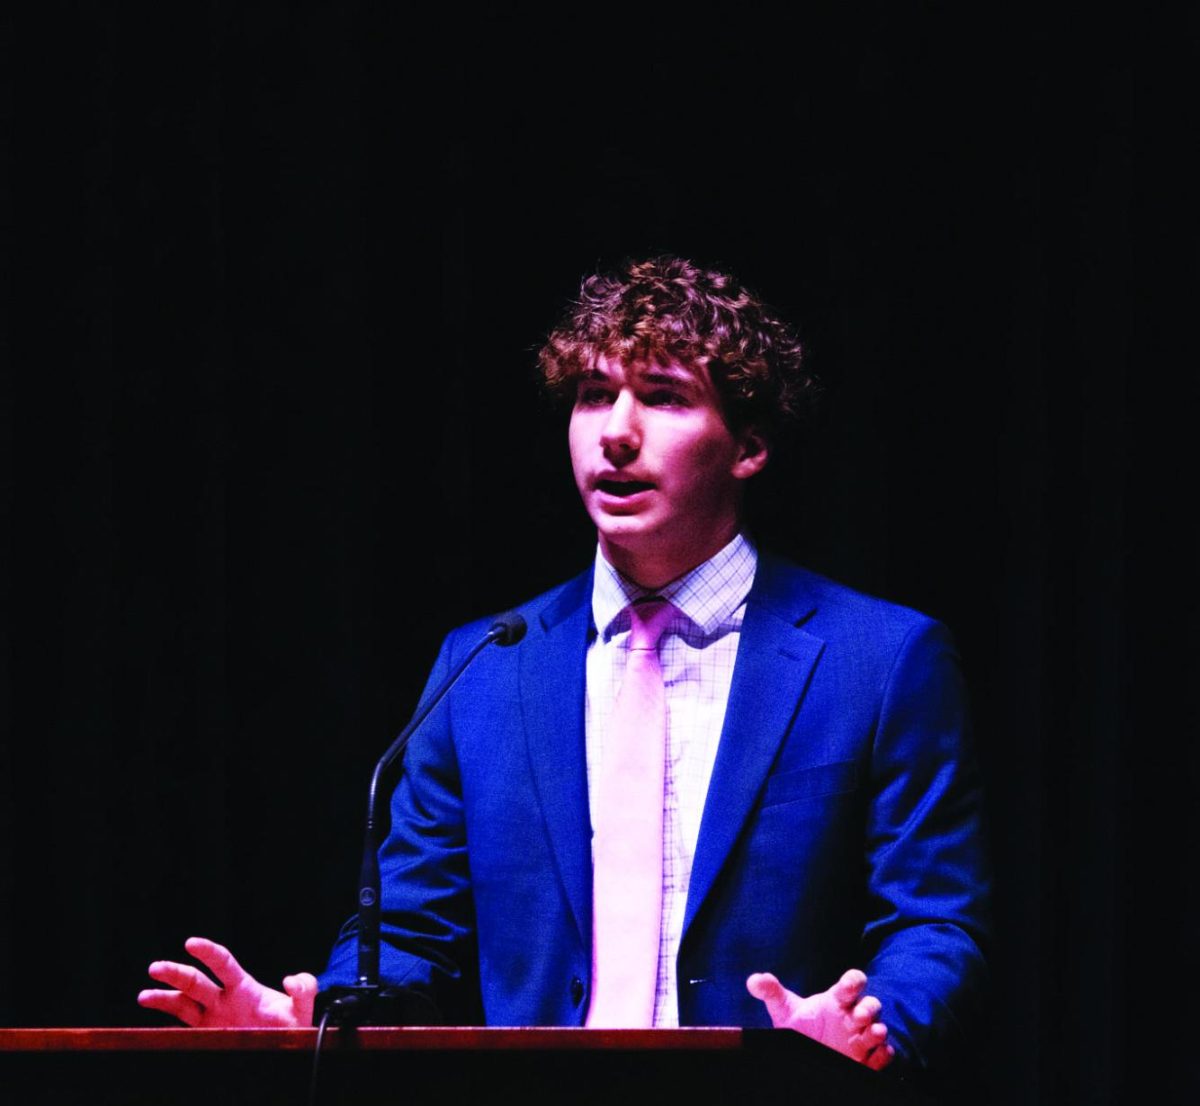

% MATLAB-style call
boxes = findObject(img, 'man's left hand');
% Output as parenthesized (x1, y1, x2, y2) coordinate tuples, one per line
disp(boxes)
(746, 968, 895, 1071)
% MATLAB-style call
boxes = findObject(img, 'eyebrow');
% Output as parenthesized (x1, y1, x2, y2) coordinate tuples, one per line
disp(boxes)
(641, 369, 696, 388)
(580, 366, 698, 388)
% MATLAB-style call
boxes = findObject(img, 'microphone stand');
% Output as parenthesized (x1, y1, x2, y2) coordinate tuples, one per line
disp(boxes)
(314, 614, 526, 1027)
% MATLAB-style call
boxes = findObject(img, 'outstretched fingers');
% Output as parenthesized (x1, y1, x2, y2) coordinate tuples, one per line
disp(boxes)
(145, 960, 222, 1009)
(183, 936, 247, 991)
(831, 968, 868, 1010)
(137, 989, 204, 1027)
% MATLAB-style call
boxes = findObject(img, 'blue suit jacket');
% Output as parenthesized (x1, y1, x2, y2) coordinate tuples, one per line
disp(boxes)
(321, 553, 991, 1071)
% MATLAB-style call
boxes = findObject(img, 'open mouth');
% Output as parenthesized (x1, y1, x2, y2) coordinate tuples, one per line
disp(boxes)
(597, 479, 654, 497)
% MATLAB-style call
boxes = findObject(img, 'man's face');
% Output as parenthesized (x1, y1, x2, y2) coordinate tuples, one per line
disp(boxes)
(568, 355, 766, 581)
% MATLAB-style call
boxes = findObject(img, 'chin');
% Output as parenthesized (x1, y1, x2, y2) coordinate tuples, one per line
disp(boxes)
(594, 520, 669, 561)
(596, 525, 648, 553)
(592, 509, 657, 536)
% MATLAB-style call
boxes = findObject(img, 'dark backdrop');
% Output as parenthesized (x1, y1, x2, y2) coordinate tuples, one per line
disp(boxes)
(2, 6, 1196, 1104)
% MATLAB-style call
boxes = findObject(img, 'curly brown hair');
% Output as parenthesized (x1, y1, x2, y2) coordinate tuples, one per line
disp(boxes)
(538, 256, 816, 441)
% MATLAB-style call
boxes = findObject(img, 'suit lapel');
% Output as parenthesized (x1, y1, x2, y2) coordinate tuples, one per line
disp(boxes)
(519, 569, 594, 952)
(682, 555, 825, 940)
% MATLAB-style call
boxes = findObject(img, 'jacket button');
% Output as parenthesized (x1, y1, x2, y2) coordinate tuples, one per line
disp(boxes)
(570, 977, 585, 1006)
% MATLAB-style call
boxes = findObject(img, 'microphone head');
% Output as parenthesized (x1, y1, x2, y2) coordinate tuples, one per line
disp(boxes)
(489, 611, 527, 647)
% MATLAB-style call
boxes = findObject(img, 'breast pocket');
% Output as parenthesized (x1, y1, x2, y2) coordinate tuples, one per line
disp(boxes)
(760, 761, 859, 808)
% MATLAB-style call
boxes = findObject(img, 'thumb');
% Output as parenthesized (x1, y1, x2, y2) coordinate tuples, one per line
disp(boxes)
(282, 972, 319, 1027)
(746, 972, 797, 1027)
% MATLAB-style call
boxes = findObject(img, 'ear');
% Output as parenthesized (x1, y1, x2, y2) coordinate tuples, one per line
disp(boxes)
(731, 428, 769, 480)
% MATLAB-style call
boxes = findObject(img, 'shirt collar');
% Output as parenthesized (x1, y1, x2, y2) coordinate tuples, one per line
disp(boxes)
(591, 532, 758, 641)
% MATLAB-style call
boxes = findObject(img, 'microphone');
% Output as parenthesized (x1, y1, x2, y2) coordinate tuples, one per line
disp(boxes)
(314, 611, 527, 1026)
(488, 611, 527, 647)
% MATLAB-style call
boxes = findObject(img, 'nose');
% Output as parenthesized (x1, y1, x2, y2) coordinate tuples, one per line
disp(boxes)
(600, 390, 640, 460)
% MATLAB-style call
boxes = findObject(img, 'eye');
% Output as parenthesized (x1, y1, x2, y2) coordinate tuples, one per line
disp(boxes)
(644, 389, 689, 407)
(576, 385, 614, 407)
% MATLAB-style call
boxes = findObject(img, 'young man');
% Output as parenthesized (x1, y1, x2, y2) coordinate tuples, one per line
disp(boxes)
(141, 257, 989, 1077)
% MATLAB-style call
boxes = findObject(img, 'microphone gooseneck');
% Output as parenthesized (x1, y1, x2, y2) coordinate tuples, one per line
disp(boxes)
(315, 611, 526, 1026)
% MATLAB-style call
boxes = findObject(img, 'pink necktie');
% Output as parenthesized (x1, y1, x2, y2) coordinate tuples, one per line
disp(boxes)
(586, 597, 675, 1028)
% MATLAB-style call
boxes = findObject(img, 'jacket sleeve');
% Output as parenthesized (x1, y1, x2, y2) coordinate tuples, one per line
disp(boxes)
(859, 618, 992, 1077)
(318, 629, 484, 1024)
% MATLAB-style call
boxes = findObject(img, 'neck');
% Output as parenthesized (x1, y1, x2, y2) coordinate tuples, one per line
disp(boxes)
(599, 520, 741, 590)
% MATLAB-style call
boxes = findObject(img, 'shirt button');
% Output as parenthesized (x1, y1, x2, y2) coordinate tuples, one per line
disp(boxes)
(570, 977, 585, 1006)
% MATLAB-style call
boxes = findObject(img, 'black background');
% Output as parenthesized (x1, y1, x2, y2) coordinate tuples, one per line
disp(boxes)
(2, 5, 1196, 1103)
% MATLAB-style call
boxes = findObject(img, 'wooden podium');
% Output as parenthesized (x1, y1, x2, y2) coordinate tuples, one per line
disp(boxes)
(0, 1027, 940, 1105)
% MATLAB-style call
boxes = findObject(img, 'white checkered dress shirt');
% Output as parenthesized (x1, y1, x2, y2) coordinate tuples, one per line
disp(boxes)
(585, 532, 758, 1026)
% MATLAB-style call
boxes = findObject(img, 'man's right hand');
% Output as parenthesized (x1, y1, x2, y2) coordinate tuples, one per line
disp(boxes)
(138, 936, 317, 1028)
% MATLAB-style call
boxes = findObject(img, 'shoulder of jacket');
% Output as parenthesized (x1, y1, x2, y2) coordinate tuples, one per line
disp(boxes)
(442, 565, 594, 655)
(754, 550, 945, 643)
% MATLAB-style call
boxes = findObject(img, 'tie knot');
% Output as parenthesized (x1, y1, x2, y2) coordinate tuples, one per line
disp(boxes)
(627, 598, 675, 652)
